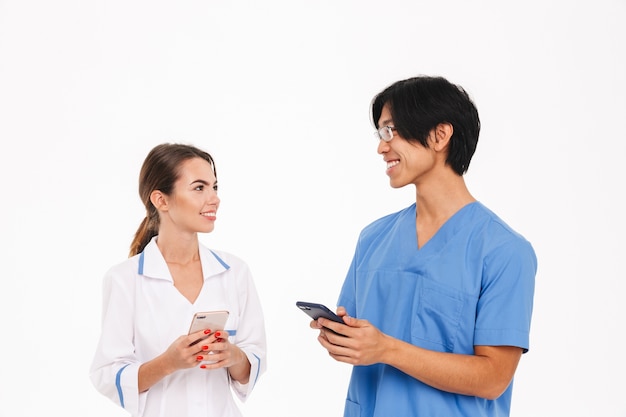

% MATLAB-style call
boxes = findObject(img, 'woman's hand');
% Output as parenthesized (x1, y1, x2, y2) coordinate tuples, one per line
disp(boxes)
(138, 329, 216, 392)
(195, 331, 251, 383)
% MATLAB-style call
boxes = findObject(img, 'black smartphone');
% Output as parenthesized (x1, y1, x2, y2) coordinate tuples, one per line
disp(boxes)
(296, 301, 343, 323)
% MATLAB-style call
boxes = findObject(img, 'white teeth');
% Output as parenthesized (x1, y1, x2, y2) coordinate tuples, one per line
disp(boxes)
(387, 160, 399, 169)
(201, 212, 216, 217)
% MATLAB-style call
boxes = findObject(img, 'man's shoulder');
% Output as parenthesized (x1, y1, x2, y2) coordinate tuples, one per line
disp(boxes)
(360, 204, 414, 236)
(468, 203, 535, 262)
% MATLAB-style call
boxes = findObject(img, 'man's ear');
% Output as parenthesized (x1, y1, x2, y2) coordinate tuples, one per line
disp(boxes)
(150, 190, 168, 211)
(432, 123, 453, 151)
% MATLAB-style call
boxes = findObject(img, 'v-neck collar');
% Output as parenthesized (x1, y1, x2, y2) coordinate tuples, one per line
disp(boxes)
(408, 201, 481, 253)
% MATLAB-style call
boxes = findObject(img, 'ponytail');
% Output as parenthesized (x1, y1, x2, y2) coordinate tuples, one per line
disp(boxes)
(129, 206, 159, 257)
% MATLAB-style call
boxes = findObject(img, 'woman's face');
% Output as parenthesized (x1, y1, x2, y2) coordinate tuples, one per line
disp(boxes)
(164, 157, 220, 235)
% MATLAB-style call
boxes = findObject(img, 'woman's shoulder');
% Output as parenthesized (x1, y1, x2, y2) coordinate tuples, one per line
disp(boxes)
(199, 244, 251, 272)
(206, 247, 245, 263)
(103, 254, 141, 281)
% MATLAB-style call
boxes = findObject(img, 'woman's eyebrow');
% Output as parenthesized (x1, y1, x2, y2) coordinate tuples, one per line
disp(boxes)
(189, 179, 216, 186)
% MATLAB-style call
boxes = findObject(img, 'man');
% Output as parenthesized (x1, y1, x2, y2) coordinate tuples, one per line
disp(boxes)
(312, 75, 536, 416)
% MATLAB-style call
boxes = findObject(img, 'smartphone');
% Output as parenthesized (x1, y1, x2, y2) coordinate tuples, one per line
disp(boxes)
(188, 310, 229, 346)
(296, 301, 343, 324)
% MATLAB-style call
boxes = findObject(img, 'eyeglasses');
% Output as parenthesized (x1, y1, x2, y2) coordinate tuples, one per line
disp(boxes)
(374, 126, 396, 142)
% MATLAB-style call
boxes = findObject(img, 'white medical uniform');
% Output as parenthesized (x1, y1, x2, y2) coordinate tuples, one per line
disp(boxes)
(90, 236, 267, 417)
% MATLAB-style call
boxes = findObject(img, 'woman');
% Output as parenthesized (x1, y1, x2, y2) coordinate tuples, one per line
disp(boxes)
(90, 143, 267, 417)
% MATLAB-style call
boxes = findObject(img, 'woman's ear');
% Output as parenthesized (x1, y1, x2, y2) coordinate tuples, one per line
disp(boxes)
(432, 123, 453, 151)
(150, 190, 168, 211)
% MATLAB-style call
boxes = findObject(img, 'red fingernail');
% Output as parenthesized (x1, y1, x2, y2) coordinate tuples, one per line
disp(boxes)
(204, 329, 211, 334)
(217, 338, 224, 342)
(201, 345, 209, 350)
(215, 331, 221, 337)
(196, 356, 203, 361)
(200, 364, 206, 369)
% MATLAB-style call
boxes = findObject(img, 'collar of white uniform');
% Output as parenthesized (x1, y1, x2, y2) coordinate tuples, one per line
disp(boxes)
(137, 236, 230, 281)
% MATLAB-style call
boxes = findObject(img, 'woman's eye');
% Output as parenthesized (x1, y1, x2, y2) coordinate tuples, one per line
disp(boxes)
(194, 185, 204, 191)
(213, 185, 218, 191)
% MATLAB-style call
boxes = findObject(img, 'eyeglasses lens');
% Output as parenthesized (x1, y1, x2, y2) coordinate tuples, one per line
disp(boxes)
(380, 127, 392, 141)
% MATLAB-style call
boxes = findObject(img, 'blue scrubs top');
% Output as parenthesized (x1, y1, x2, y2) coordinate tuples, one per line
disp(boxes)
(338, 202, 536, 417)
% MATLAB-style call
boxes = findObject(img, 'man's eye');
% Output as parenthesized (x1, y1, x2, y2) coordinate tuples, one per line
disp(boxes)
(213, 185, 218, 192)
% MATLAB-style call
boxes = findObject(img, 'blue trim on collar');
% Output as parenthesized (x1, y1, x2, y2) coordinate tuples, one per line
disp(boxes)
(209, 250, 230, 270)
(138, 249, 228, 276)
(116, 364, 130, 408)
(138, 251, 144, 275)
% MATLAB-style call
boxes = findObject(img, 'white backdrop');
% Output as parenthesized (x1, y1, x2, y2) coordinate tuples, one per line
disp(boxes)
(1, 1, 625, 416)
